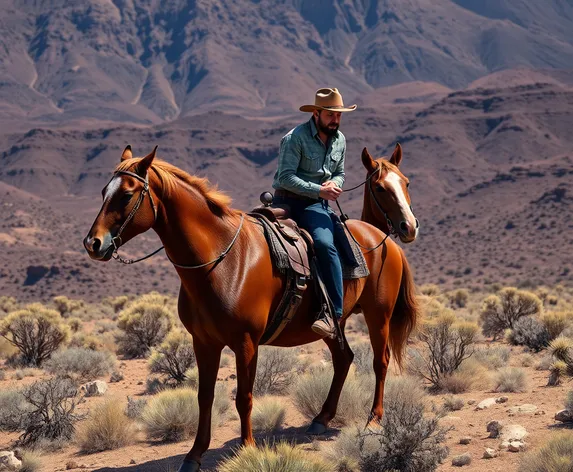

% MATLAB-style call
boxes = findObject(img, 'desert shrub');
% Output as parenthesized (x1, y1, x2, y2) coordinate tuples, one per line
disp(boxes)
(0, 377, 81, 446)
(480, 288, 543, 339)
(218, 442, 332, 472)
(494, 367, 527, 393)
(321, 426, 379, 472)
(291, 367, 372, 426)
(442, 395, 464, 412)
(421, 297, 450, 320)
(350, 313, 369, 334)
(76, 398, 136, 453)
(220, 354, 232, 367)
(548, 337, 573, 384)
(126, 396, 147, 419)
(352, 341, 373, 374)
(0, 369, 5, 380)
(66, 317, 82, 333)
(52, 296, 85, 318)
(0, 304, 70, 366)
(449, 289, 469, 308)
(420, 284, 441, 296)
(541, 311, 573, 339)
(519, 432, 573, 472)
(359, 376, 450, 472)
(0, 336, 18, 359)
(565, 390, 573, 412)
(145, 377, 165, 395)
(520, 353, 535, 367)
(183, 367, 199, 389)
(251, 397, 286, 433)
(116, 298, 173, 358)
(103, 295, 130, 314)
(408, 313, 478, 391)
(0, 295, 18, 316)
(437, 358, 488, 393)
(109, 370, 124, 383)
(19, 450, 42, 472)
(253, 347, 300, 396)
(473, 345, 511, 369)
(44, 348, 116, 381)
(507, 316, 551, 352)
(149, 330, 196, 384)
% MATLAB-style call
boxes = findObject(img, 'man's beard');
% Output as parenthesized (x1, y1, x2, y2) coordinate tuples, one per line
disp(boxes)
(317, 116, 339, 136)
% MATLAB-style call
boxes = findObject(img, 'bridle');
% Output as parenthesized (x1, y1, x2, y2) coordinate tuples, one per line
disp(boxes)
(108, 170, 245, 269)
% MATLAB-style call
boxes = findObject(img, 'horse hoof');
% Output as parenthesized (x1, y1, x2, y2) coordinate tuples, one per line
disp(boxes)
(306, 421, 327, 435)
(177, 460, 201, 472)
(366, 418, 382, 432)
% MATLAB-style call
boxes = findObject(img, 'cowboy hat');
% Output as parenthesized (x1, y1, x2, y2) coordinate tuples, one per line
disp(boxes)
(299, 87, 357, 113)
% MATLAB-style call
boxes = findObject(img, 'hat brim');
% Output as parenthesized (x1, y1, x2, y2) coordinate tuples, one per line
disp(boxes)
(299, 104, 357, 113)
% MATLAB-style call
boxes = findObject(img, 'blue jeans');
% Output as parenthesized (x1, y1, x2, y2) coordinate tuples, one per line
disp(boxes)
(273, 197, 343, 319)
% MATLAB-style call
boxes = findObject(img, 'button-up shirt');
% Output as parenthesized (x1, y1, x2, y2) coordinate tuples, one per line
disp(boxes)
(272, 117, 346, 199)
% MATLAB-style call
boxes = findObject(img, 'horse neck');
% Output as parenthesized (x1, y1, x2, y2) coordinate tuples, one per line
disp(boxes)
(361, 180, 390, 234)
(151, 181, 239, 271)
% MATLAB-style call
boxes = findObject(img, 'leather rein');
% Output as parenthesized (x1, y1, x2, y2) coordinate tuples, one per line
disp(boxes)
(109, 170, 245, 268)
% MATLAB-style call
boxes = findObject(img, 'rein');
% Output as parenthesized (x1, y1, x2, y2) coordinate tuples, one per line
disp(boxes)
(110, 170, 245, 269)
(335, 165, 395, 253)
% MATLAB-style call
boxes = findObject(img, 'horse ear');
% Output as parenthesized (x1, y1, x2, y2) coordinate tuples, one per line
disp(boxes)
(361, 147, 376, 172)
(121, 145, 133, 161)
(389, 143, 402, 167)
(136, 146, 157, 176)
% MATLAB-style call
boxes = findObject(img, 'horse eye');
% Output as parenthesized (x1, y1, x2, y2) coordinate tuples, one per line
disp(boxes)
(406, 182, 410, 188)
(376, 185, 386, 193)
(121, 193, 133, 204)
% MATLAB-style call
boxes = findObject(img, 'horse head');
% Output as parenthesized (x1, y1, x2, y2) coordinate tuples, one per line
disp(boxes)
(83, 145, 158, 261)
(360, 143, 419, 243)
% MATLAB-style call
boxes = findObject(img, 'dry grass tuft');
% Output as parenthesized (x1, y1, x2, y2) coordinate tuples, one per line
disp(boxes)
(251, 396, 286, 433)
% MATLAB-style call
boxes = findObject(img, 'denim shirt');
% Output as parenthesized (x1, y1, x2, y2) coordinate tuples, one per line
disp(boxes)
(272, 117, 346, 199)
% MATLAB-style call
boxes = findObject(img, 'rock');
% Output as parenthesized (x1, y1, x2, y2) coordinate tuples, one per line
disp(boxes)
(555, 409, 573, 423)
(66, 461, 79, 470)
(459, 436, 472, 445)
(483, 448, 499, 459)
(476, 398, 497, 410)
(486, 420, 504, 438)
(109, 370, 124, 383)
(467, 399, 476, 405)
(83, 380, 108, 397)
(496, 396, 509, 404)
(129, 459, 136, 464)
(507, 404, 537, 415)
(0, 451, 22, 471)
(452, 453, 472, 467)
(508, 441, 526, 452)
(535, 410, 546, 416)
(500, 424, 528, 443)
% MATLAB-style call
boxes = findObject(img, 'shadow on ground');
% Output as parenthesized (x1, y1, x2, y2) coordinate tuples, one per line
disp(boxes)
(93, 425, 341, 472)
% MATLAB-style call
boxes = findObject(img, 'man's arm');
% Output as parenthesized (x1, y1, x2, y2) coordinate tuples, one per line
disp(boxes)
(276, 134, 322, 199)
(330, 146, 345, 189)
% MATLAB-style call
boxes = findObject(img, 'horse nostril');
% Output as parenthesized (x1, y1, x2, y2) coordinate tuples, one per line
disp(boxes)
(399, 221, 409, 233)
(92, 238, 101, 253)
(415, 218, 420, 229)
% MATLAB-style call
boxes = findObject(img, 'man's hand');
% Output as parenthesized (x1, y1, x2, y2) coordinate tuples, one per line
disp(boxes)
(319, 181, 342, 201)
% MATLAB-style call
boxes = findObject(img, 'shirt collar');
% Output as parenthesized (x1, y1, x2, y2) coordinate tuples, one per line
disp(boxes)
(309, 116, 338, 141)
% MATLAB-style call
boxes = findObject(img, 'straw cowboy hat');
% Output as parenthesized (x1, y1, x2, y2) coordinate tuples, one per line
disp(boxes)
(299, 87, 357, 113)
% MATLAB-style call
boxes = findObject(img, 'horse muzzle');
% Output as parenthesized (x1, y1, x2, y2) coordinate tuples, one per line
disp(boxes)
(83, 233, 114, 261)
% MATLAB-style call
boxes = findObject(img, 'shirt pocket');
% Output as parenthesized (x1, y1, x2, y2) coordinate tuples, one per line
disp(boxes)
(329, 150, 343, 169)
(299, 151, 323, 173)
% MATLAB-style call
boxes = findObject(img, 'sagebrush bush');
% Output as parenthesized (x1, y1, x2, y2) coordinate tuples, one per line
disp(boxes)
(0, 295, 18, 316)
(494, 367, 527, 393)
(76, 398, 136, 453)
(360, 376, 449, 472)
(352, 341, 373, 374)
(52, 296, 85, 318)
(251, 396, 286, 433)
(548, 337, 573, 384)
(449, 289, 469, 308)
(442, 395, 464, 412)
(507, 316, 551, 352)
(66, 317, 82, 333)
(565, 390, 573, 412)
(519, 432, 573, 472)
(0, 304, 70, 366)
(474, 345, 511, 369)
(0, 389, 31, 431)
(321, 426, 379, 472)
(520, 353, 535, 367)
(408, 313, 478, 391)
(480, 287, 543, 339)
(253, 347, 300, 396)
(44, 348, 116, 381)
(149, 330, 195, 384)
(19, 450, 42, 472)
(126, 396, 147, 419)
(103, 295, 130, 314)
(291, 367, 372, 427)
(420, 284, 441, 296)
(541, 311, 573, 339)
(218, 442, 332, 472)
(116, 298, 173, 358)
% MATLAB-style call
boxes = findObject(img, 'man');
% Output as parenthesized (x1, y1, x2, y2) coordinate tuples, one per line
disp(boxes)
(272, 87, 357, 339)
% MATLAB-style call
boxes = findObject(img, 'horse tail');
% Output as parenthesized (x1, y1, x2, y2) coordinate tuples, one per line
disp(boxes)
(389, 248, 419, 371)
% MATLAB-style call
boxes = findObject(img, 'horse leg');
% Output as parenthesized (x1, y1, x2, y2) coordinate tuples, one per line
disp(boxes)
(307, 329, 354, 435)
(233, 336, 258, 446)
(179, 341, 222, 472)
(362, 304, 392, 428)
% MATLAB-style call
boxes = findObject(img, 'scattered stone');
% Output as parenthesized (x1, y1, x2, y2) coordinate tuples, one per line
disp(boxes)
(496, 396, 509, 404)
(0, 451, 21, 471)
(83, 380, 108, 397)
(483, 448, 498, 459)
(534, 410, 546, 416)
(137, 381, 144, 385)
(452, 453, 472, 467)
(555, 409, 573, 423)
(507, 404, 538, 415)
(129, 459, 136, 464)
(476, 398, 497, 410)
(66, 461, 79, 470)
(459, 436, 472, 445)
(109, 370, 124, 383)
(500, 424, 528, 443)
(487, 420, 504, 438)
(508, 441, 526, 452)
(467, 399, 476, 405)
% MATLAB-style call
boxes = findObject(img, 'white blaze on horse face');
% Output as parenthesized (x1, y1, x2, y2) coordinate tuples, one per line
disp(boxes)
(103, 176, 122, 203)
(384, 171, 417, 236)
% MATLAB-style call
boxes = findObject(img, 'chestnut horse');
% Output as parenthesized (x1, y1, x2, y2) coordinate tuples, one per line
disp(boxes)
(83, 145, 419, 472)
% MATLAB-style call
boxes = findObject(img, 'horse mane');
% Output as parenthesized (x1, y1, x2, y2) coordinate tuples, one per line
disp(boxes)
(115, 157, 235, 217)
